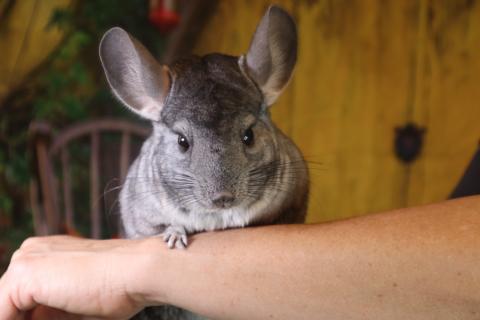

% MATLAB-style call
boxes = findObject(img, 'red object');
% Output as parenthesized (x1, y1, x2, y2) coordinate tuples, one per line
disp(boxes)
(149, 0, 180, 34)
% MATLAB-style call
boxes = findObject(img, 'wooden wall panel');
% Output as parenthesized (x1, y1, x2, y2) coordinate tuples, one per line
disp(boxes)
(193, 0, 480, 223)
(292, 1, 420, 222)
(0, 0, 72, 103)
(408, 0, 480, 205)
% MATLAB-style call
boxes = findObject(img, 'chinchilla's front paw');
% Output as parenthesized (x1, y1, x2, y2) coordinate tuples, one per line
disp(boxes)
(162, 225, 188, 249)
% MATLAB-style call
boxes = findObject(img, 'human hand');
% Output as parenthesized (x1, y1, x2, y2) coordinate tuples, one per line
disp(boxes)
(0, 235, 159, 320)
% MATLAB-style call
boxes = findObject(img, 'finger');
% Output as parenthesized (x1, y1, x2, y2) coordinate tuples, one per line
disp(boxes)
(20, 235, 77, 248)
(19, 236, 131, 254)
(0, 292, 21, 320)
(29, 306, 83, 320)
(19, 236, 83, 253)
(0, 273, 28, 320)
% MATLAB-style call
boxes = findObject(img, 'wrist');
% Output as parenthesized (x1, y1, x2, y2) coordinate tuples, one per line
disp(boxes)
(126, 237, 172, 308)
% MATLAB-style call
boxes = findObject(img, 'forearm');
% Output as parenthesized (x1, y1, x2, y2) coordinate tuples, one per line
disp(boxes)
(1, 197, 479, 319)
(141, 196, 480, 320)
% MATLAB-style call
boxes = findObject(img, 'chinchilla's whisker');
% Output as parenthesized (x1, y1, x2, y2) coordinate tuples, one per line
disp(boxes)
(121, 192, 157, 203)
(181, 198, 199, 207)
(101, 179, 125, 207)
(90, 179, 123, 225)
(103, 184, 125, 195)
(174, 192, 199, 207)
(107, 198, 122, 218)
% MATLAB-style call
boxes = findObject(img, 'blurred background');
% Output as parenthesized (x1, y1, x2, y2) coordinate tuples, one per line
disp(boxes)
(1, 0, 479, 270)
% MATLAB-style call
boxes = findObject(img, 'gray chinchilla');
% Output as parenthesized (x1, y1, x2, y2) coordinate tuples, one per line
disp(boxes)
(100, 5, 309, 320)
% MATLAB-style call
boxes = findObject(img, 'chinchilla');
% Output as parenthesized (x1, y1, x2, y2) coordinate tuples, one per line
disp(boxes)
(100, 5, 308, 320)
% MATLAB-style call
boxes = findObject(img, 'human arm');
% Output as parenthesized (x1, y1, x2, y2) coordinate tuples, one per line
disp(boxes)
(146, 196, 480, 319)
(1, 196, 480, 319)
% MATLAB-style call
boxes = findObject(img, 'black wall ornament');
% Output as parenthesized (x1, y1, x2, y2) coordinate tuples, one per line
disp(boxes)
(394, 123, 426, 164)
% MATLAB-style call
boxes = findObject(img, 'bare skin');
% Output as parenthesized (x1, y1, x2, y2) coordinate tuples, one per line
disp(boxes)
(1, 196, 479, 320)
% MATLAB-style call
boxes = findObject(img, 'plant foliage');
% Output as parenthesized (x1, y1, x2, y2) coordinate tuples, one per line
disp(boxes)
(0, 0, 165, 247)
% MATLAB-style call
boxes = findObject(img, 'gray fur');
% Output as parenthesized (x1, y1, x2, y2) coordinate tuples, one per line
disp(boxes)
(242, 5, 297, 105)
(100, 5, 308, 320)
(99, 27, 169, 121)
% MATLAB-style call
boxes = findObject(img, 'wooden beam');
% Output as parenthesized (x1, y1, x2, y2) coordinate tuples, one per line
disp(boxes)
(161, 0, 218, 64)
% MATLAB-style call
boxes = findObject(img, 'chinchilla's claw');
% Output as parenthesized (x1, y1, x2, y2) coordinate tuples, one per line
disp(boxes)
(175, 238, 186, 250)
(167, 235, 176, 249)
(162, 225, 188, 250)
(181, 234, 188, 247)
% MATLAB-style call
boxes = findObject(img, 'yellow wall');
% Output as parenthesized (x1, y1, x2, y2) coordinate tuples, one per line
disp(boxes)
(0, 0, 72, 103)
(194, 0, 480, 223)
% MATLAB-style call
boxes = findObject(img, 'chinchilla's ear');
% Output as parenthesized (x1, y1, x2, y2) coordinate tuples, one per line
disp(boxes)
(240, 5, 297, 106)
(99, 27, 170, 121)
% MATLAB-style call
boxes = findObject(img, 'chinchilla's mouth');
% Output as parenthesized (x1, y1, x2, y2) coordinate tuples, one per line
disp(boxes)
(197, 199, 241, 212)
(203, 202, 238, 211)
(192, 192, 238, 211)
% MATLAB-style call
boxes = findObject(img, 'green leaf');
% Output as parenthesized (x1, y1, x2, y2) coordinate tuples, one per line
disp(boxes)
(57, 31, 93, 60)
(5, 155, 29, 185)
(63, 95, 87, 120)
(47, 8, 74, 30)
(0, 197, 13, 213)
(68, 62, 89, 85)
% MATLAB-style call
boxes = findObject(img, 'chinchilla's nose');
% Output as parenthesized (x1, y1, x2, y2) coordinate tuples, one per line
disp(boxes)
(211, 191, 235, 209)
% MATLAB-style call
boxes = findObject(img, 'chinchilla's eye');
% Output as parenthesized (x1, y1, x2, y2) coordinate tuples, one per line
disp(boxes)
(177, 134, 190, 152)
(242, 128, 254, 146)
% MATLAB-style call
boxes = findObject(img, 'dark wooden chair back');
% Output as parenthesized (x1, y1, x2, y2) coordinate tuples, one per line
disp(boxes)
(29, 119, 150, 238)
